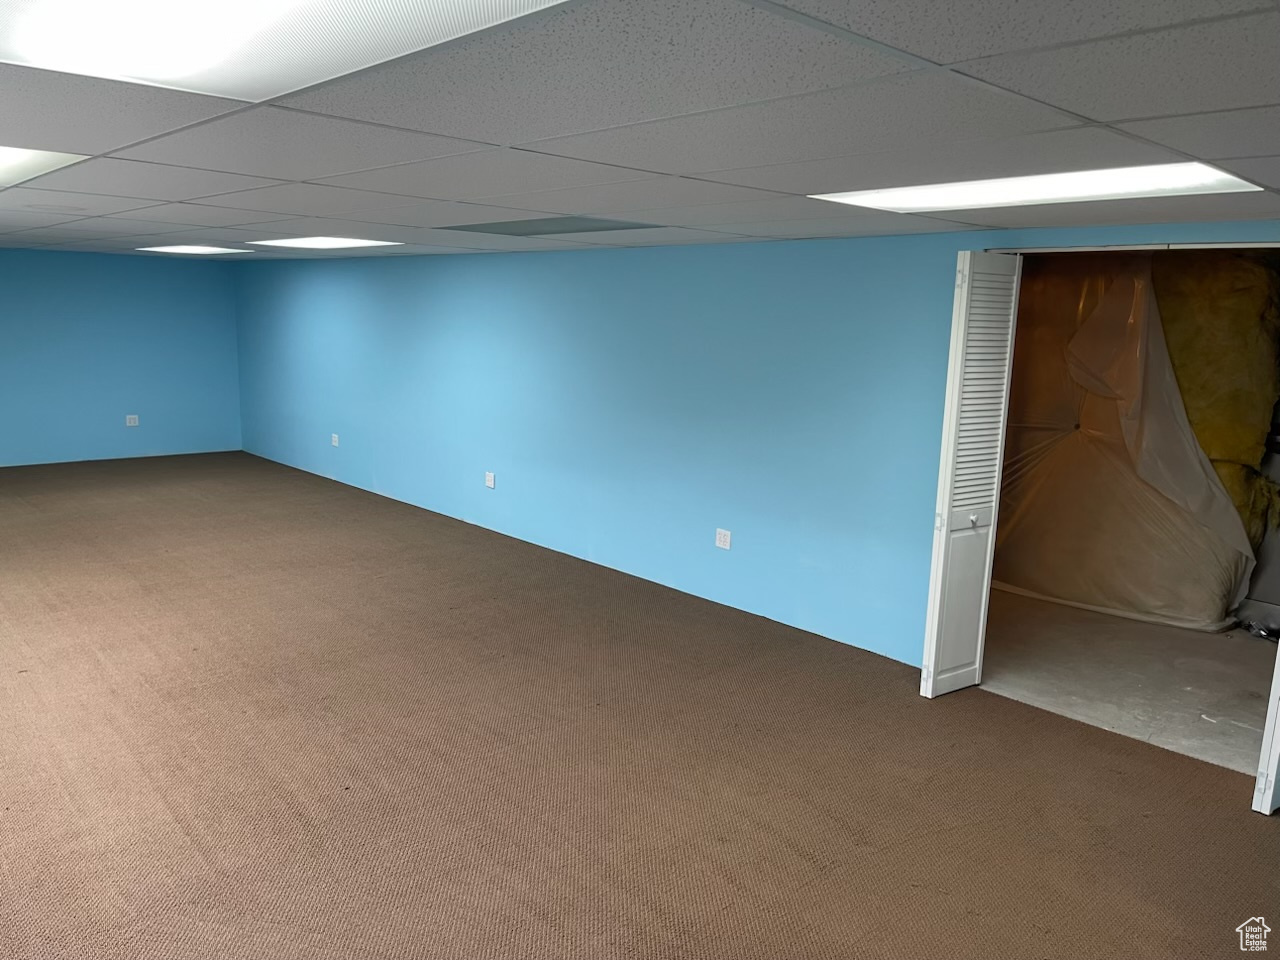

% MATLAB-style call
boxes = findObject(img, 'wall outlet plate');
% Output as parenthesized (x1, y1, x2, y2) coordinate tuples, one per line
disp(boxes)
(485, 471, 495, 489)
(715, 528, 732, 550)
(331, 433, 339, 447)
(125, 415, 139, 427)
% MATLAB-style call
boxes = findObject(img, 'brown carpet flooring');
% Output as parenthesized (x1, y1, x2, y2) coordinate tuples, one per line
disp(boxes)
(1, 453, 1275, 960)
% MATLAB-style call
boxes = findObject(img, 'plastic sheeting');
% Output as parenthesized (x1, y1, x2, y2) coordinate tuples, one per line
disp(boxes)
(993, 254, 1254, 631)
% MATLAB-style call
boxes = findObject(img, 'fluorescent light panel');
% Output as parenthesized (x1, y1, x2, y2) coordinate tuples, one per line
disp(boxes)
(810, 163, 1261, 213)
(15, 0, 305, 79)
(0, 144, 87, 185)
(137, 245, 250, 254)
(248, 236, 404, 249)
(0, 0, 571, 100)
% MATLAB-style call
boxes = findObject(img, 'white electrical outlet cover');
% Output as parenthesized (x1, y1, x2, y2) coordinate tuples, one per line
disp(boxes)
(331, 433, 339, 447)
(485, 472, 495, 489)
(125, 414, 139, 427)
(715, 528, 731, 550)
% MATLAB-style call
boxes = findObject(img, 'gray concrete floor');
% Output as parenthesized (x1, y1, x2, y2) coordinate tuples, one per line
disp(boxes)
(982, 590, 1276, 774)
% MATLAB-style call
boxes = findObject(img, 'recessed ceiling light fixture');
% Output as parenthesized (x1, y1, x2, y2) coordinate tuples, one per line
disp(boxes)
(247, 237, 404, 249)
(0, 145, 87, 186)
(14, 0, 306, 80)
(137, 245, 251, 255)
(809, 162, 1261, 213)
(3, 0, 571, 100)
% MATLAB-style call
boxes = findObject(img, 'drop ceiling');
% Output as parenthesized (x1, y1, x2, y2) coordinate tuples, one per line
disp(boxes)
(0, 0, 1277, 258)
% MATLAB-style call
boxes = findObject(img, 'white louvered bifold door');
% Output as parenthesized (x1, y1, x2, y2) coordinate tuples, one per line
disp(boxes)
(1254, 643, 1280, 813)
(921, 251, 1022, 698)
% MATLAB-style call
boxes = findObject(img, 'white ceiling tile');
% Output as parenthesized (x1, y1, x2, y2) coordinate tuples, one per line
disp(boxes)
(390, 246, 498, 255)
(613, 195, 878, 227)
(338, 201, 558, 228)
(959, 13, 1280, 121)
(1118, 106, 1280, 159)
(18, 159, 282, 201)
(0, 62, 242, 155)
(206, 248, 328, 259)
(115, 107, 486, 181)
(235, 247, 497, 259)
(197, 182, 415, 216)
(131, 248, 258, 258)
(1219, 157, 1280, 188)
(0, 187, 157, 216)
(551, 226, 761, 246)
(216, 217, 591, 253)
(303, 243, 488, 257)
(378, 229, 591, 251)
(25, 216, 191, 236)
(1, 224, 146, 242)
(15, 239, 132, 251)
(278, 0, 912, 143)
(0, 209, 86, 231)
(448, 236, 590, 251)
(317, 149, 652, 200)
(119, 226, 283, 244)
(699, 126, 1183, 194)
(0, 237, 57, 248)
(221, 218, 444, 243)
(4, 240, 99, 251)
(774, 0, 1266, 63)
(0, 0, 570, 101)
(477, 177, 785, 214)
(702, 211, 975, 237)
(927, 189, 1280, 227)
(119, 203, 293, 227)
(222, 243, 483, 259)
(527, 72, 1079, 174)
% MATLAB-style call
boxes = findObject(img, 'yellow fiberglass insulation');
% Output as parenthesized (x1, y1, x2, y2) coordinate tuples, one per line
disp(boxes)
(1153, 251, 1280, 550)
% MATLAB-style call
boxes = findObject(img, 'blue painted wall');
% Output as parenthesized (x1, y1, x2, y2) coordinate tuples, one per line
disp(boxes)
(1, 250, 242, 467)
(236, 219, 1280, 665)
